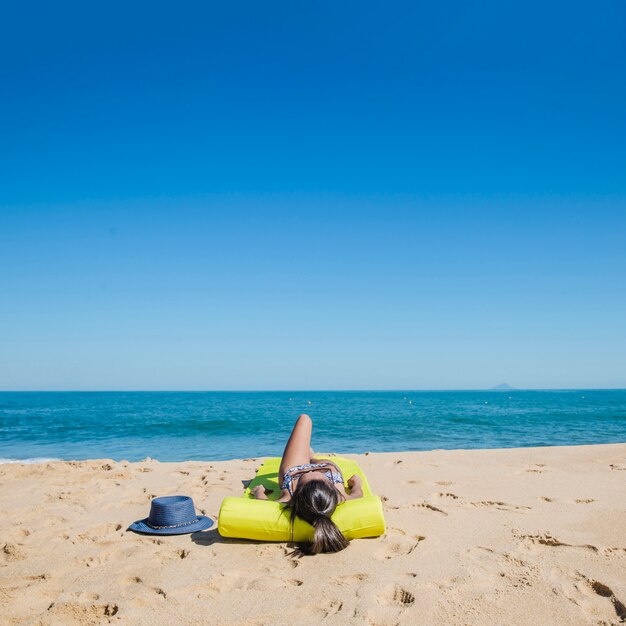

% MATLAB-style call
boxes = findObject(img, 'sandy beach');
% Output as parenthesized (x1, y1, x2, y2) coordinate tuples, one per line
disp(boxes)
(1, 443, 625, 625)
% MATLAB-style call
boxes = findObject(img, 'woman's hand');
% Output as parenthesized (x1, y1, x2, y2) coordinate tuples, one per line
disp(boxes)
(347, 474, 361, 488)
(347, 474, 362, 495)
(251, 485, 268, 500)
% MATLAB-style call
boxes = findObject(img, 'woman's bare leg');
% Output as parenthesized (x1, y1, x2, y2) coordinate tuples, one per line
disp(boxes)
(279, 414, 313, 484)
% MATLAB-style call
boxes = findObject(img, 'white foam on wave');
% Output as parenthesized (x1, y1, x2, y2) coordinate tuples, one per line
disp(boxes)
(0, 457, 62, 464)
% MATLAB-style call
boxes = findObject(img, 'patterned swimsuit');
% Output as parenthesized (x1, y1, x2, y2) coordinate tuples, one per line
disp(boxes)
(281, 462, 344, 496)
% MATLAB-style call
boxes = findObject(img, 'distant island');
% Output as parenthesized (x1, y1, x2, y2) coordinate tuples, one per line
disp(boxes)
(490, 383, 517, 391)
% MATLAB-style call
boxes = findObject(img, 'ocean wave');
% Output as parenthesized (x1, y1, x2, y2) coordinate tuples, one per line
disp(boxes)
(0, 457, 62, 464)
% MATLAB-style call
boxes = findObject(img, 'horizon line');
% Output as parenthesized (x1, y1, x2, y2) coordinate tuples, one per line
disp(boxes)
(1, 387, 625, 393)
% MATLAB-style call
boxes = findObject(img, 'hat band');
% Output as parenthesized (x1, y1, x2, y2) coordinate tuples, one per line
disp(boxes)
(146, 517, 199, 530)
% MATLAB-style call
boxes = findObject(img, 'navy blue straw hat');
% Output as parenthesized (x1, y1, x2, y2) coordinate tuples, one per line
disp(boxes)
(129, 495, 213, 535)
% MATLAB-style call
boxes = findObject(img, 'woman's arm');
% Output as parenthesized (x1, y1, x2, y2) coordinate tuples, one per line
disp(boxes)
(276, 490, 291, 503)
(251, 485, 291, 502)
(344, 474, 363, 500)
(251, 485, 268, 500)
(278, 414, 313, 485)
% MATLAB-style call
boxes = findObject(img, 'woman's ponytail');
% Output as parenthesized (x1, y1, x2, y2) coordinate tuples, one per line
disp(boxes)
(310, 514, 349, 555)
(287, 479, 350, 555)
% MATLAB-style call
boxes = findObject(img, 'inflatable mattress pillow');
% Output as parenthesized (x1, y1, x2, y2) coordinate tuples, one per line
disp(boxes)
(218, 456, 385, 542)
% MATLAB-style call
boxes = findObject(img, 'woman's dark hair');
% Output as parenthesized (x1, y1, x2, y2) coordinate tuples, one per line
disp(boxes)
(286, 479, 349, 555)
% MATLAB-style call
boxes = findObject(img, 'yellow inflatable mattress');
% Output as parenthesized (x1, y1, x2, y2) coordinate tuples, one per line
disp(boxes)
(218, 456, 385, 542)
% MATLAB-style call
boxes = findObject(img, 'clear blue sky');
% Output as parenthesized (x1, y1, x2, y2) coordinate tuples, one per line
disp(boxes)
(1, 1, 625, 390)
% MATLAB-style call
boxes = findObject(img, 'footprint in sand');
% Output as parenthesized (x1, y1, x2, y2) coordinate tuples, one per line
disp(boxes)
(201, 571, 246, 595)
(256, 544, 285, 557)
(307, 598, 344, 621)
(464, 546, 539, 588)
(2, 573, 51, 597)
(76, 553, 112, 568)
(414, 502, 447, 515)
(389, 502, 448, 515)
(588, 580, 626, 621)
(469, 500, 531, 512)
(70, 591, 100, 602)
(5, 527, 31, 542)
(77, 523, 124, 543)
(201, 474, 213, 485)
(45, 602, 119, 623)
(434, 492, 459, 500)
(25, 573, 49, 583)
(121, 575, 143, 585)
(514, 532, 598, 552)
(2, 542, 27, 561)
(387, 501, 447, 515)
(378, 584, 415, 607)
(246, 576, 304, 591)
(562, 573, 626, 623)
(331, 573, 369, 587)
(45, 491, 73, 503)
(377, 536, 425, 560)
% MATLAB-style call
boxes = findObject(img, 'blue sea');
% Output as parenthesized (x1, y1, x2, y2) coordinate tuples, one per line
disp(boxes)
(1, 391, 625, 463)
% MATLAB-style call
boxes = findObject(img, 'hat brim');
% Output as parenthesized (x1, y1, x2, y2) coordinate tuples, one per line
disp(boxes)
(128, 515, 214, 535)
